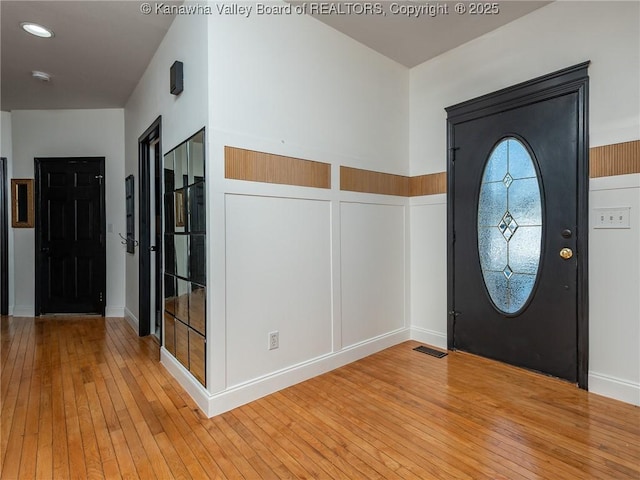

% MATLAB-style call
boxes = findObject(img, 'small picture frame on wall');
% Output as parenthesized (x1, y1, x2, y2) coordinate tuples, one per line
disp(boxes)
(11, 178, 34, 228)
(175, 190, 185, 227)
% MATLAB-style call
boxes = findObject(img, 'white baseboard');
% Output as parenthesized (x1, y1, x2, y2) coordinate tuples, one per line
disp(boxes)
(8, 306, 126, 319)
(162, 328, 411, 417)
(161, 348, 212, 413)
(407, 330, 640, 407)
(12, 305, 35, 317)
(410, 326, 447, 349)
(105, 306, 125, 317)
(124, 307, 139, 334)
(157, 326, 640, 415)
(206, 328, 411, 417)
(588, 371, 640, 406)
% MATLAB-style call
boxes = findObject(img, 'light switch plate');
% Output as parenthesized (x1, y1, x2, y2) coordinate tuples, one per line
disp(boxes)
(593, 207, 631, 229)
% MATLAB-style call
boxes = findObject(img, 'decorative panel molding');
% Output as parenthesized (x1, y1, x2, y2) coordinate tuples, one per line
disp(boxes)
(340, 166, 409, 196)
(225, 146, 331, 189)
(410, 172, 448, 196)
(225, 140, 638, 197)
(590, 140, 640, 178)
(407, 140, 640, 193)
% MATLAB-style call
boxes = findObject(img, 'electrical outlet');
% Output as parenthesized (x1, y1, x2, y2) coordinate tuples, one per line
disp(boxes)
(268, 331, 279, 350)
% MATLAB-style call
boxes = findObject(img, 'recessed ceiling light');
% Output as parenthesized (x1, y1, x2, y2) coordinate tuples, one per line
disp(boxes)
(21, 22, 54, 38)
(32, 71, 52, 82)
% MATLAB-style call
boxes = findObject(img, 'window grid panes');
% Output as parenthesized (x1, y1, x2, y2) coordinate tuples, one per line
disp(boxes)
(163, 129, 207, 386)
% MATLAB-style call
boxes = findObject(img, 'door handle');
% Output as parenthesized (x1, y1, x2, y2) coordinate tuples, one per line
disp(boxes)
(149, 246, 157, 252)
(559, 247, 573, 260)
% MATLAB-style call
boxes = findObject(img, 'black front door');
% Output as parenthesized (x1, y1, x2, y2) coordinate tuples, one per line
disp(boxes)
(35, 158, 106, 315)
(446, 63, 589, 386)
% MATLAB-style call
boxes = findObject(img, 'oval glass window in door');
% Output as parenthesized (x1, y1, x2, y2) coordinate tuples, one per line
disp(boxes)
(477, 137, 542, 314)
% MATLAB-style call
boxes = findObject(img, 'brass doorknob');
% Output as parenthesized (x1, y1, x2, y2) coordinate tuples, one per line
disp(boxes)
(559, 247, 573, 260)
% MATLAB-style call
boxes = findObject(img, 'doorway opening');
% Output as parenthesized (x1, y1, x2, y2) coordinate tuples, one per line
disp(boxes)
(138, 117, 162, 338)
(0, 157, 8, 316)
(446, 63, 589, 388)
(34, 157, 106, 315)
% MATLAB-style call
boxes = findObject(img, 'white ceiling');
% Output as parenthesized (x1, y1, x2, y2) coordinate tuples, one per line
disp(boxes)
(1, 1, 550, 111)
(1, 1, 179, 110)
(309, 1, 550, 68)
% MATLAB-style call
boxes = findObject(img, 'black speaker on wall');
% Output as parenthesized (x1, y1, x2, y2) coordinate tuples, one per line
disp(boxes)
(170, 61, 183, 95)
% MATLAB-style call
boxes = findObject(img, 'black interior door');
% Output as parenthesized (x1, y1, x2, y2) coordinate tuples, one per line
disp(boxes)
(36, 158, 106, 315)
(446, 64, 589, 386)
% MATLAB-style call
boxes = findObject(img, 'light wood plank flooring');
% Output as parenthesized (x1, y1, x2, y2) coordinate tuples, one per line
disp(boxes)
(1, 315, 639, 479)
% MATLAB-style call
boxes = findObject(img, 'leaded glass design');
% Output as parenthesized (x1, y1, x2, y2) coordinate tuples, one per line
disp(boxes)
(478, 138, 542, 314)
(502, 173, 513, 188)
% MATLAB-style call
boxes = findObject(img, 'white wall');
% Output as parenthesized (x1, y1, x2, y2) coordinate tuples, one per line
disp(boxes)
(341, 202, 406, 347)
(197, 6, 410, 413)
(146, 0, 638, 412)
(124, 10, 209, 326)
(410, 194, 447, 348)
(410, 1, 640, 175)
(9, 109, 125, 317)
(409, 1, 640, 404)
(0, 112, 11, 165)
(225, 195, 332, 386)
(211, 9, 409, 175)
(1, 111, 14, 314)
(589, 174, 640, 405)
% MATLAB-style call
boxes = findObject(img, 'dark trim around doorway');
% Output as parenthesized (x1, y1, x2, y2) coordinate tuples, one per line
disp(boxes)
(138, 117, 162, 337)
(0, 157, 8, 315)
(445, 62, 590, 389)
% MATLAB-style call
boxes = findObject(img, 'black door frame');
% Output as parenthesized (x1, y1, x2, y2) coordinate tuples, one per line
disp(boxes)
(138, 117, 162, 337)
(0, 157, 8, 315)
(446, 62, 590, 388)
(34, 157, 106, 316)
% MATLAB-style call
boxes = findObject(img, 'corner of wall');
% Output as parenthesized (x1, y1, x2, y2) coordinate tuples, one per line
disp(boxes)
(124, 307, 139, 334)
(410, 327, 447, 349)
(1, 111, 14, 315)
(161, 347, 212, 414)
(105, 307, 125, 318)
(12, 306, 35, 317)
(588, 373, 640, 407)
(206, 328, 410, 417)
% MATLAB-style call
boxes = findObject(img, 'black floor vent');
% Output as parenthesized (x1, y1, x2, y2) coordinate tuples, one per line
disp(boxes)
(413, 345, 447, 358)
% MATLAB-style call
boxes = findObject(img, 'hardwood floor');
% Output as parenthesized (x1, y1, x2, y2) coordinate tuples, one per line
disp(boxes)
(1, 316, 638, 479)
